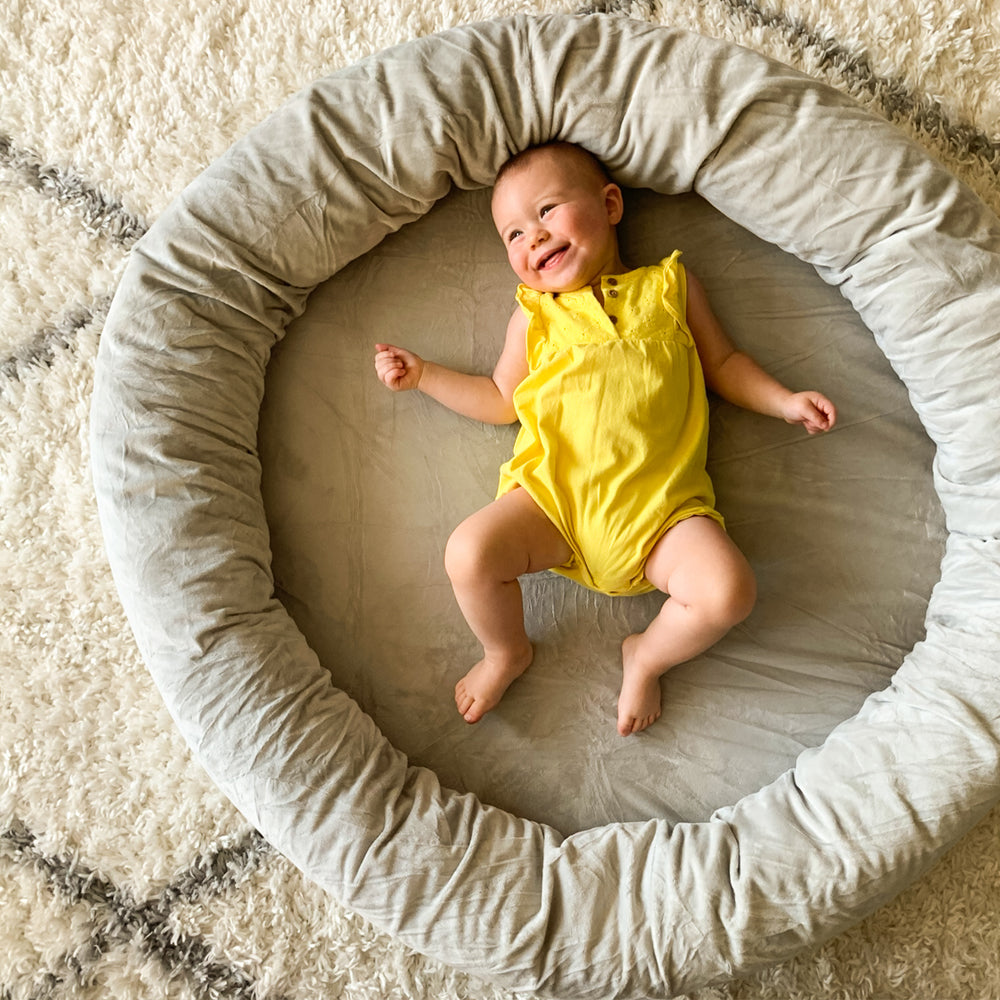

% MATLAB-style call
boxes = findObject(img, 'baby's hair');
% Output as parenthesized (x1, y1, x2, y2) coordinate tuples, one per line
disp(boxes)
(493, 141, 612, 192)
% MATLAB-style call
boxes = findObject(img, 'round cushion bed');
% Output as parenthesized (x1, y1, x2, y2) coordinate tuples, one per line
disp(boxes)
(91, 14, 1000, 999)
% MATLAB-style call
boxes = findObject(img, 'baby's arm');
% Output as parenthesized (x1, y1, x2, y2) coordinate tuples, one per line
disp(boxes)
(374, 308, 528, 425)
(685, 271, 837, 434)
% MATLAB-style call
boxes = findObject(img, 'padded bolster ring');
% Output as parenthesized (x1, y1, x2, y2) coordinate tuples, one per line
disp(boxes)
(92, 14, 1000, 998)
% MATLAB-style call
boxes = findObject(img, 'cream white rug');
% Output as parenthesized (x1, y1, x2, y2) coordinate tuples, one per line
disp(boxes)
(2, 2, 998, 998)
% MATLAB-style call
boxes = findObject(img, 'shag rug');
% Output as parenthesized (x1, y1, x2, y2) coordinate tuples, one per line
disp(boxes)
(2, 1, 998, 998)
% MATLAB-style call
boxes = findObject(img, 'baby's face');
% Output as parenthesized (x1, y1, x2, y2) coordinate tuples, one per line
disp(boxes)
(491, 149, 624, 293)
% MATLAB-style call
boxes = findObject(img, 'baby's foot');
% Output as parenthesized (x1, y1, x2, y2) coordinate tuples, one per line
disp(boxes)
(455, 645, 533, 724)
(617, 634, 664, 736)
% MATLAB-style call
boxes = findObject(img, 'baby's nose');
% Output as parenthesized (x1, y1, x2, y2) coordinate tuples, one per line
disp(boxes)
(530, 228, 549, 249)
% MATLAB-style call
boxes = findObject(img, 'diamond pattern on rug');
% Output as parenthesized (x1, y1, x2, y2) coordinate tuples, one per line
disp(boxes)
(717, 0, 1000, 172)
(0, 134, 147, 249)
(1, 822, 280, 1000)
(0, 133, 146, 382)
(0, 294, 112, 385)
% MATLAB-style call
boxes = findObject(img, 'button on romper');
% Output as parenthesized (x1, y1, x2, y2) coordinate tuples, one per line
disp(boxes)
(496, 251, 724, 596)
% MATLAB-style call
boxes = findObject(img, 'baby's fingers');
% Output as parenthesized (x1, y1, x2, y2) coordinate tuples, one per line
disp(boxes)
(803, 395, 836, 434)
(374, 342, 423, 391)
(378, 365, 399, 385)
(375, 351, 417, 391)
(784, 391, 836, 433)
(811, 395, 837, 431)
(375, 358, 402, 387)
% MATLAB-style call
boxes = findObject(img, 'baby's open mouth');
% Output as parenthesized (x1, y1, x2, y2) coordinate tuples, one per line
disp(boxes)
(537, 246, 568, 270)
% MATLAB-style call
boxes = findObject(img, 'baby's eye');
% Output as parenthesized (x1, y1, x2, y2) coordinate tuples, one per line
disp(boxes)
(540, 204, 554, 217)
(508, 229, 523, 243)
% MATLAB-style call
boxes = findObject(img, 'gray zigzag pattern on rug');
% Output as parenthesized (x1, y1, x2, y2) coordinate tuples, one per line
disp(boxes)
(1, 822, 279, 1000)
(714, 0, 1000, 168)
(0, 133, 148, 386)
(0, 294, 113, 388)
(0, 134, 148, 247)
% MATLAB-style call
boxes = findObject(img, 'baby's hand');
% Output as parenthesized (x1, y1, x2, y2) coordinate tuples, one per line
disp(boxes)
(375, 343, 424, 391)
(782, 391, 837, 434)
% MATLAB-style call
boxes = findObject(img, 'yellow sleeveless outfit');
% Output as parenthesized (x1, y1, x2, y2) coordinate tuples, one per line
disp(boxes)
(497, 251, 723, 596)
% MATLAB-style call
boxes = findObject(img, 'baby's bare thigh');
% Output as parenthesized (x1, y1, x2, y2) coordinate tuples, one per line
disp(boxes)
(643, 516, 753, 597)
(452, 487, 572, 576)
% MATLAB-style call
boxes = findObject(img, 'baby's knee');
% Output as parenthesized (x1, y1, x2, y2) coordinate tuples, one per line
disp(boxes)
(444, 518, 493, 584)
(720, 564, 757, 627)
(704, 562, 757, 629)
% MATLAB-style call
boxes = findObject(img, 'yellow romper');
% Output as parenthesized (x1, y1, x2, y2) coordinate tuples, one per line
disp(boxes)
(496, 251, 724, 596)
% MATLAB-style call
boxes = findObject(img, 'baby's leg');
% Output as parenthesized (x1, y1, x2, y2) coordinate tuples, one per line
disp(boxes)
(445, 487, 571, 724)
(619, 516, 756, 736)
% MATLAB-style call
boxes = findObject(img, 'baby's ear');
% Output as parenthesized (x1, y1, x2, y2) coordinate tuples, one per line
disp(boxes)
(604, 183, 624, 225)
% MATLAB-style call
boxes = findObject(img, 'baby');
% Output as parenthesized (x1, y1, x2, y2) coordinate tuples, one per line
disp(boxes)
(375, 142, 836, 736)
